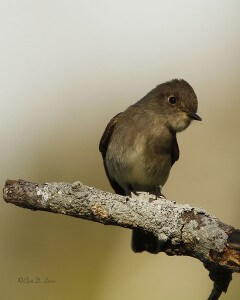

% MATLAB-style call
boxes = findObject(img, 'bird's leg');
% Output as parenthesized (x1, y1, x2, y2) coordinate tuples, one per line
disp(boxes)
(158, 186, 165, 198)
(151, 186, 166, 201)
(127, 184, 140, 197)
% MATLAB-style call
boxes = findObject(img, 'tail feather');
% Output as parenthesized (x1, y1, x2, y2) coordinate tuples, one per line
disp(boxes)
(131, 229, 159, 254)
(109, 184, 160, 254)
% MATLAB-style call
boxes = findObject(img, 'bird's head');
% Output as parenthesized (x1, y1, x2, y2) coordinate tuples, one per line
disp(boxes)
(149, 79, 202, 132)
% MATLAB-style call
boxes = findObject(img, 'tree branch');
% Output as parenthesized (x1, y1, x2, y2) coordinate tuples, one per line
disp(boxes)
(3, 179, 240, 299)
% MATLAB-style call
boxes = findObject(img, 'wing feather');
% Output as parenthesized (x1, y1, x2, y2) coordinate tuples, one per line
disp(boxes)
(99, 112, 125, 195)
(99, 112, 122, 159)
(171, 132, 179, 166)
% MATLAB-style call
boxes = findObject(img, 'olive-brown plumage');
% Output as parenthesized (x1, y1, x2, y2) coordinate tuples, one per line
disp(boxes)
(99, 79, 201, 253)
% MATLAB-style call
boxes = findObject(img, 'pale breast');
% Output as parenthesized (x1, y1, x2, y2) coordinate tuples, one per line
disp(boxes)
(106, 126, 172, 193)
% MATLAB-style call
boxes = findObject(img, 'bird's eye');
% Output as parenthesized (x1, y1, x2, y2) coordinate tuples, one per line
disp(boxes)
(168, 96, 177, 104)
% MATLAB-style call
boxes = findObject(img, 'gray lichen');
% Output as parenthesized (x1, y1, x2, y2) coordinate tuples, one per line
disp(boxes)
(3, 179, 240, 274)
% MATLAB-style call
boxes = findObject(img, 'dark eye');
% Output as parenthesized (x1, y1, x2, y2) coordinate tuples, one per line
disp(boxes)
(168, 96, 177, 104)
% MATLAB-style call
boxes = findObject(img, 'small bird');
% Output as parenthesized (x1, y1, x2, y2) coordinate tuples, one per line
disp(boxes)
(99, 79, 201, 253)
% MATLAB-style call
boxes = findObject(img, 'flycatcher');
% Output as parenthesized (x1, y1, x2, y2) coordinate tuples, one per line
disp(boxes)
(99, 79, 201, 253)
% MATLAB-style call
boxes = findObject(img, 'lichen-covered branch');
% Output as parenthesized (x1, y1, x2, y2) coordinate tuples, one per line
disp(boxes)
(3, 179, 240, 299)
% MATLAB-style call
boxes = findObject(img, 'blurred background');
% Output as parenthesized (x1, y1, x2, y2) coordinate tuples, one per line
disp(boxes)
(0, 0, 239, 299)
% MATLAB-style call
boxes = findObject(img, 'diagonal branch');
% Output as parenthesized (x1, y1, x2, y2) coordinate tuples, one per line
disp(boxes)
(3, 179, 240, 299)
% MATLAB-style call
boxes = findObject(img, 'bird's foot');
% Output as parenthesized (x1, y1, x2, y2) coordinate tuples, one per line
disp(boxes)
(149, 187, 166, 202)
(130, 191, 140, 197)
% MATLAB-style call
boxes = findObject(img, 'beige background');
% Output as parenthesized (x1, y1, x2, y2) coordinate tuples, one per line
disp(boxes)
(0, 1, 239, 299)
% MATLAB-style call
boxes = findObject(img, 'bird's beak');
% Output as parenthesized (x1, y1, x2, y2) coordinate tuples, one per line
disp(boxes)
(187, 112, 202, 121)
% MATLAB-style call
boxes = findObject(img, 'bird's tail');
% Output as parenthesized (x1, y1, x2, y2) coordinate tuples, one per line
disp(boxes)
(131, 229, 160, 254)
(109, 186, 160, 254)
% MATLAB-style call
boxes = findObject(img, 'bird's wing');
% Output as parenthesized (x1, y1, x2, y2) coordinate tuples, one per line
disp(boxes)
(99, 112, 126, 195)
(171, 132, 179, 166)
(99, 112, 122, 159)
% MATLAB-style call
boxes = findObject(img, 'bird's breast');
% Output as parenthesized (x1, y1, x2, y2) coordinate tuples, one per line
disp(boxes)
(106, 131, 172, 192)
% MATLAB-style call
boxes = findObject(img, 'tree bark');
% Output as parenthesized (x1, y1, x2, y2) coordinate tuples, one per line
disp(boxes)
(3, 179, 240, 299)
